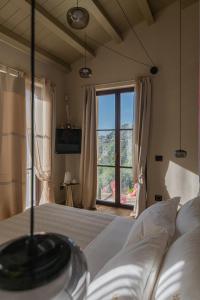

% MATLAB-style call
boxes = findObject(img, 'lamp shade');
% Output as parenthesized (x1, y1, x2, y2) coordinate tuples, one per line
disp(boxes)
(67, 7, 89, 30)
(0, 233, 89, 300)
(79, 67, 92, 78)
(174, 149, 187, 158)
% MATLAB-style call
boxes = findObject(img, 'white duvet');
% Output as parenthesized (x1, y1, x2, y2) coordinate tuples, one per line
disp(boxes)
(0, 203, 134, 279)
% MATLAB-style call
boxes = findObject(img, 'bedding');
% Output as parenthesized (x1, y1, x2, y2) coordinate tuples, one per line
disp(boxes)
(152, 226, 200, 300)
(125, 197, 180, 247)
(176, 196, 200, 236)
(3, 201, 193, 300)
(84, 216, 134, 280)
(0, 203, 115, 248)
(0, 203, 135, 279)
(87, 231, 169, 300)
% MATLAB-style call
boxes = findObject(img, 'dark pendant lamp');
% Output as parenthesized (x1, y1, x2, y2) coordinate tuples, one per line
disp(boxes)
(175, 0, 187, 158)
(0, 1, 89, 299)
(79, 34, 92, 78)
(67, 0, 89, 30)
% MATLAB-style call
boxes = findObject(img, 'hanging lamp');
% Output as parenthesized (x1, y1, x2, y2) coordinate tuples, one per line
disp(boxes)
(174, 0, 187, 158)
(67, 0, 89, 30)
(0, 1, 89, 299)
(79, 34, 92, 78)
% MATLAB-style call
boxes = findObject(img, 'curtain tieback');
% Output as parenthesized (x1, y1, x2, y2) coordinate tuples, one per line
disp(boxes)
(138, 173, 144, 184)
(39, 178, 53, 183)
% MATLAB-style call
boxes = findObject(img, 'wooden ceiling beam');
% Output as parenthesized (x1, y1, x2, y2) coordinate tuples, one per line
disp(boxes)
(136, 0, 154, 25)
(84, 0, 123, 43)
(24, 0, 95, 57)
(0, 24, 71, 72)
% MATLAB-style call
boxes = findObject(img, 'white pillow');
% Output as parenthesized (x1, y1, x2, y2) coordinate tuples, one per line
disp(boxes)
(152, 226, 200, 300)
(176, 196, 200, 236)
(87, 232, 168, 300)
(125, 197, 180, 247)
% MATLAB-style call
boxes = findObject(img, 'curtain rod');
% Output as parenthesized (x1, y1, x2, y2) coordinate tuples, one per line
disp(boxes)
(26, 76, 56, 88)
(81, 79, 136, 88)
(0, 63, 56, 86)
(0, 63, 24, 78)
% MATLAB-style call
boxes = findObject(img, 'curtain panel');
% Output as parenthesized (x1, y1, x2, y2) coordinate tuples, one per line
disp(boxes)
(79, 86, 97, 209)
(0, 73, 26, 220)
(26, 78, 55, 206)
(134, 77, 152, 217)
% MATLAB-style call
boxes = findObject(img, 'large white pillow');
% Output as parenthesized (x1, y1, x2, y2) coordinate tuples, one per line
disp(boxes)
(125, 197, 180, 247)
(152, 226, 200, 300)
(176, 196, 200, 236)
(87, 232, 168, 300)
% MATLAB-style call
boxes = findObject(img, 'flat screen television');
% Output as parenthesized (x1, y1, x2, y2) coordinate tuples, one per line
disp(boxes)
(55, 128, 81, 154)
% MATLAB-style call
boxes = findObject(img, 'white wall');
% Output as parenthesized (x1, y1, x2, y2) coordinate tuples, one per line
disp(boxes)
(65, 1, 199, 205)
(0, 41, 67, 203)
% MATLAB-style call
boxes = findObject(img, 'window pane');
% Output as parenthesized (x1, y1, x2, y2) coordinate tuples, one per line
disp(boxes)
(120, 91, 134, 129)
(97, 167, 115, 203)
(120, 130, 132, 167)
(97, 94, 115, 129)
(120, 168, 135, 206)
(97, 131, 115, 166)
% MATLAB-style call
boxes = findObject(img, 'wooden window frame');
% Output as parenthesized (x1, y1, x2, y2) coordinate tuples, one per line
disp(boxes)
(96, 87, 134, 209)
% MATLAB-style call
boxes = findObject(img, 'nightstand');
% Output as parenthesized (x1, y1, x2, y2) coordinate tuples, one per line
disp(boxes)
(60, 183, 80, 207)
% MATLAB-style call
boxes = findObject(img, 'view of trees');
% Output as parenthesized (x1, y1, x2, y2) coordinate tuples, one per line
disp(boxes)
(96, 90, 135, 205)
(97, 124, 134, 204)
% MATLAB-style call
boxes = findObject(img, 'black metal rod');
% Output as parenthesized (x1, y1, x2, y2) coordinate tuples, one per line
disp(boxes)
(179, 0, 182, 149)
(115, 91, 121, 207)
(30, 0, 35, 239)
(84, 34, 86, 68)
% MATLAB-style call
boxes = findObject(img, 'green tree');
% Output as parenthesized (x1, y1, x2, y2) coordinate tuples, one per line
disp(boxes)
(97, 125, 134, 200)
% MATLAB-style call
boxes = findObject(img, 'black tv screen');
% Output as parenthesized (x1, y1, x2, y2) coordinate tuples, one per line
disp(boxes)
(55, 128, 81, 154)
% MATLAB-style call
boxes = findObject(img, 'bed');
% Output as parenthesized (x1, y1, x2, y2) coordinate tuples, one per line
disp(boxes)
(1, 198, 199, 300)
(0, 203, 134, 280)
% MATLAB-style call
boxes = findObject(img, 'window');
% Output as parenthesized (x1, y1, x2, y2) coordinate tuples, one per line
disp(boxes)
(96, 87, 136, 208)
(25, 79, 53, 208)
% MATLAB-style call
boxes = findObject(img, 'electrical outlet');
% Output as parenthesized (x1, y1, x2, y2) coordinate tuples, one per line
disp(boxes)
(60, 184, 65, 191)
(155, 155, 163, 161)
(155, 194, 162, 202)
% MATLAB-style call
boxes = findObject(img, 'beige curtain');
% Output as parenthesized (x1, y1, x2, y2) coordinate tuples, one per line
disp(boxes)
(0, 73, 26, 220)
(79, 86, 97, 209)
(134, 77, 152, 217)
(26, 78, 55, 206)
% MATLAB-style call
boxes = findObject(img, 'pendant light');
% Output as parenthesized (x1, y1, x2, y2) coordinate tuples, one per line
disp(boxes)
(175, 0, 187, 158)
(67, 0, 89, 30)
(79, 34, 92, 78)
(0, 1, 89, 299)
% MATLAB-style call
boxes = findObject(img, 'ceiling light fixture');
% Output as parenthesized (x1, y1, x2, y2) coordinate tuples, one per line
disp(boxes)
(79, 34, 92, 78)
(67, 0, 89, 30)
(175, 0, 187, 158)
(0, 1, 89, 299)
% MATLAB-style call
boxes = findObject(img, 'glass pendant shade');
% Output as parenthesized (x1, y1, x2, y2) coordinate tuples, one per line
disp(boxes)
(67, 7, 89, 30)
(79, 67, 92, 78)
(174, 149, 187, 158)
(0, 233, 89, 300)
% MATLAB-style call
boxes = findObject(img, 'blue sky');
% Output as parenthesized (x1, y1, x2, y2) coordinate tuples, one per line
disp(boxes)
(98, 92, 135, 130)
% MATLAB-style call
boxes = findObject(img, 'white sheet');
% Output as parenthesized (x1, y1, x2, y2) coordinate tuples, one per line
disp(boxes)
(0, 203, 135, 278)
(85, 216, 134, 280)
(0, 203, 115, 249)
